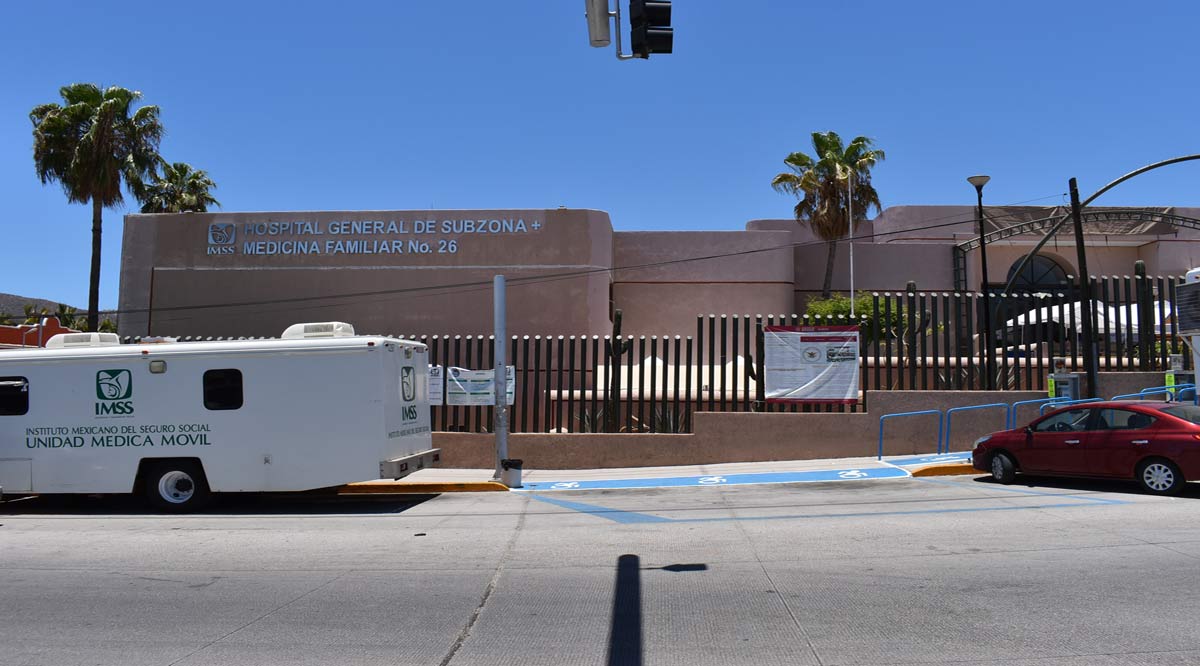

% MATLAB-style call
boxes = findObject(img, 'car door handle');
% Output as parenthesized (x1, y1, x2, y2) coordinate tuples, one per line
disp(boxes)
(1132, 440, 1149, 445)
(1065, 439, 1080, 444)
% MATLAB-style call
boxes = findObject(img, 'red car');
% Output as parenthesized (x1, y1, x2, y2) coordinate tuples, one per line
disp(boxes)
(972, 401, 1200, 495)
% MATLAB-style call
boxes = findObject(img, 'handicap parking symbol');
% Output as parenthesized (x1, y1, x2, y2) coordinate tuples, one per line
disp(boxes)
(837, 469, 869, 479)
(551, 482, 581, 489)
(698, 476, 728, 485)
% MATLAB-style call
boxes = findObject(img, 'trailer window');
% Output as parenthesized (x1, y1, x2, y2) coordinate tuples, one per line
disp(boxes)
(203, 369, 243, 410)
(0, 376, 29, 416)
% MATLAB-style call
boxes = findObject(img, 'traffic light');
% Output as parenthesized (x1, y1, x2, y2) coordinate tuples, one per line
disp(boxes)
(629, 0, 672, 58)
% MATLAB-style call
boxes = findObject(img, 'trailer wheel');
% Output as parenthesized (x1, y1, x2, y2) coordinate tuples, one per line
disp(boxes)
(143, 461, 211, 512)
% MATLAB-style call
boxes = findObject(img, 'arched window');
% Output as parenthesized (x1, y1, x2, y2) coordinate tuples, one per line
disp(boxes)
(1007, 255, 1069, 291)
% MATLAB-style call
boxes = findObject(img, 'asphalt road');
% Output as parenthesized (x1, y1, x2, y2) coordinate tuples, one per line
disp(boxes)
(3, 475, 1200, 665)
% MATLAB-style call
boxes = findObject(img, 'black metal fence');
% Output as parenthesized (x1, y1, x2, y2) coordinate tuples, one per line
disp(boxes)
(859, 274, 1189, 393)
(407, 314, 856, 436)
(122, 274, 1188, 434)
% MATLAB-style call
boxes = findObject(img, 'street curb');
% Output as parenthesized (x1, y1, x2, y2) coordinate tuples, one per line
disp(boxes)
(338, 481, 510, 494)
(911, 463, 980, 477)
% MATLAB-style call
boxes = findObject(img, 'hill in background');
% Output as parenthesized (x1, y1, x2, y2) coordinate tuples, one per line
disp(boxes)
(0, 292, 82, 320)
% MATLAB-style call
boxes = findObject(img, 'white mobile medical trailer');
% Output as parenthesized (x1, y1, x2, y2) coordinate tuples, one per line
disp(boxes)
(0, 322, 438, 510)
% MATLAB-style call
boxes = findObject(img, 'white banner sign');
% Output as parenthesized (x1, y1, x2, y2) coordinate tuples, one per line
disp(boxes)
(428, 366, 445, 405)
(445, 366, 515, 406)
(763, 326, 859, 404)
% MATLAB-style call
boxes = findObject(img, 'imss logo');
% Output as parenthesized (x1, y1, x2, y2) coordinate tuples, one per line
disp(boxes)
(400, 367, 419, 422)
(207, 223, 236, 255)
(95, 369, 134, 416)
(401, 366, 416, 401)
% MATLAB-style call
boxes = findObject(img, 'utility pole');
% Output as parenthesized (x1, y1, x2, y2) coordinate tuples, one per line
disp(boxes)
(968, 175, 994, 390)
(493, 275, 510, 481)
(848, 171, 855, 318)
(1068, 178, 1099, 397)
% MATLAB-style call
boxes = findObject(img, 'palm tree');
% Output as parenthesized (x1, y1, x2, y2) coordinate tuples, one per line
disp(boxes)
(31, 84, 163, 331)
(771, 131, 885, 299)
(134, 159, 220, 213)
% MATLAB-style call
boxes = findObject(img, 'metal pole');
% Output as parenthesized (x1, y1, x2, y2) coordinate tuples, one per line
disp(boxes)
(608, 0, 636, 60)
(975, 185, 995, 390)
(1069, 178, 1099, 398)
(1003, 153, 1200, 296)
(493, 275, 509, 480)
(848, 172, 855, 318)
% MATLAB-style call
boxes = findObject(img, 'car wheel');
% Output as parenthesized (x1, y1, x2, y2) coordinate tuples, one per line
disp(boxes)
(144, 461, 211, 512)
(990, 452, 1016, 484)
(1137, 459, 1184, 496)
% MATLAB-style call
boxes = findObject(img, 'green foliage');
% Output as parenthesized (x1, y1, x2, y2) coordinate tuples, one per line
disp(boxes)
(31, 83, 164, 330)
(645, 407, 687, 434)
(803, 292, 872, 319)
(771, 131, 886, 298)
(19, 303, 115, 333)
(576, 406, 608, 433)
(134, 159, 220, 213)
(804, 292, 902, 344)
(576, 405, 688, 433)
(937, 363, 1021, 391)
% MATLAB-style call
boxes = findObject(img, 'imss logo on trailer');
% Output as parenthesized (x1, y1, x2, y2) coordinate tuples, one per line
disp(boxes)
(401, 366, 416, 402)
(400, 367, 419, 422)
(95, 369, 134, 416)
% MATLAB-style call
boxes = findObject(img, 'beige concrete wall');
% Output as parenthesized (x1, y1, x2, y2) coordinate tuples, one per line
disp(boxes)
(433, 389, 1044, 468)
(1095, 372, 1166, 400)
(147, 267, 611, 338)
(432, 373, 1181, 469)
(120, 209, 615, 338)
(613, 283, 793, 338)
(1139, 241, 1200, 277)
(980, 245, 1141, 286)
(792, 242, 953, 308)
(119, 205, 1200, 341)
(612, 230, 793, 336)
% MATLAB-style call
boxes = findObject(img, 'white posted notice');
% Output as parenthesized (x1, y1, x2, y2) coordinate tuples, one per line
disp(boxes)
(763, 326, 859, 404)
(428, 365, 445, 405)
(445, 366, 516, 406)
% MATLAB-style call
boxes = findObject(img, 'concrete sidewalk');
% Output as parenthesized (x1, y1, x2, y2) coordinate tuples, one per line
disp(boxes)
(340, 451, 978, 493)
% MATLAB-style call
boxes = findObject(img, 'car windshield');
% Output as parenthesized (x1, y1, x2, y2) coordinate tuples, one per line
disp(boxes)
(1159, 404, 1200, 425)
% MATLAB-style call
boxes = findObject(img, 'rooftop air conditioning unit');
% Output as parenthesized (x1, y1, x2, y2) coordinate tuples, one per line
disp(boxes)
(280, 322, 356, 340)
(44, 332, 122, 348)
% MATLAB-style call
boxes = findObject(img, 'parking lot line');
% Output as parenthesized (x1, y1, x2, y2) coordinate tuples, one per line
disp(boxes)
(528, 479, 1129, 525)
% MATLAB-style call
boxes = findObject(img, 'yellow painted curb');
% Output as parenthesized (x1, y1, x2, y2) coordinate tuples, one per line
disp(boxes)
(338, 481, 510, 494)
(911, 463, 980, 477)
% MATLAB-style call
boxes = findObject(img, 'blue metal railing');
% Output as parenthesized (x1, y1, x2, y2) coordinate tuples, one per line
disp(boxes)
(943, 403, 1009, 453)
(1111, 384, 1195, 402)
(1007, 397, 1069, 429)
(880, 385, 1198, 462)
(878, 410, 944, 461)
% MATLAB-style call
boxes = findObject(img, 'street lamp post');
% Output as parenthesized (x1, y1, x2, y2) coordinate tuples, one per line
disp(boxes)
(968, 175, 995, 390)
(1068, 177, 1099, 398)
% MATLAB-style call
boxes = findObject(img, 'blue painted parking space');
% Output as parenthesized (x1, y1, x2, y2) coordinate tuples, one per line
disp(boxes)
(529, 477, 1130, 524)
(514, 465, 909, 492)
(887, 452, 972, 467)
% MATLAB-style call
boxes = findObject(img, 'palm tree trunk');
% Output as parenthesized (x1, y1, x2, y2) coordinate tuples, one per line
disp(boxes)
(87, 198, 102, 332)
(821, 239, 837, 299)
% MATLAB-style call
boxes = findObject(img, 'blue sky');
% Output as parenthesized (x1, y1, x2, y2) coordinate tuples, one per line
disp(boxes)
(2, 0, 1198, 308)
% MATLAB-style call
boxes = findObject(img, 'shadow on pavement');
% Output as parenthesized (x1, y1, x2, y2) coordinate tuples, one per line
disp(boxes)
(0, 492, 438, 516)
(972, 474, 1200, 499)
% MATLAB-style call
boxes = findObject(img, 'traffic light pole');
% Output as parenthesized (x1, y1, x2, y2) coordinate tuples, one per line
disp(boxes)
(585, 0, 672, 60)
(604, 0, 637, 60)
